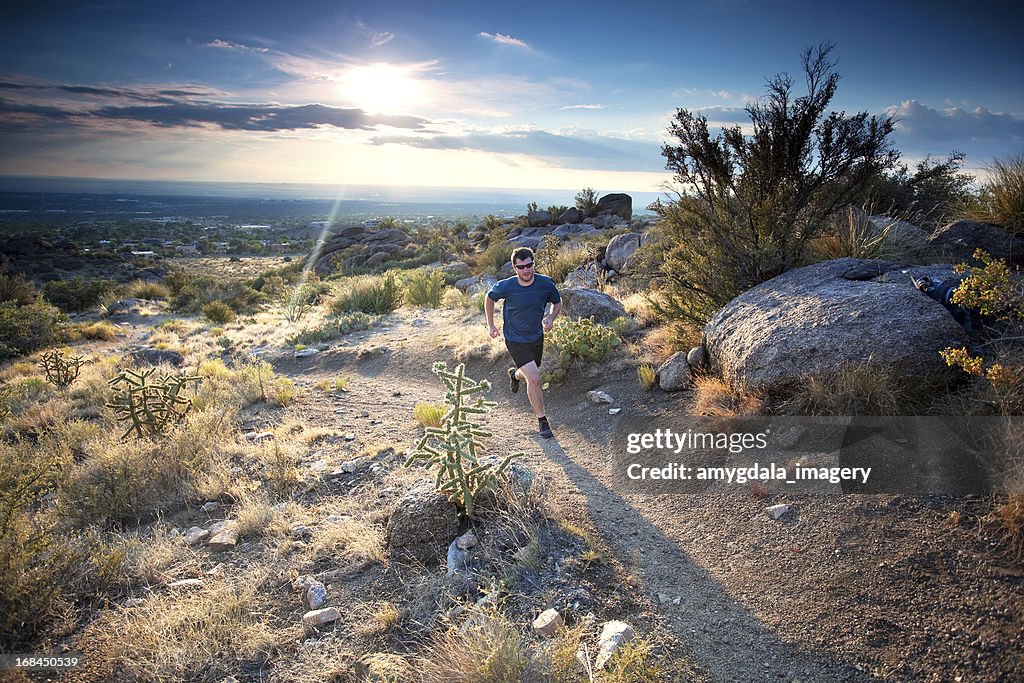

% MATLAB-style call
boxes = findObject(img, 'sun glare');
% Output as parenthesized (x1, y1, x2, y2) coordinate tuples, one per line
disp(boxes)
(341, 64, 422, 113)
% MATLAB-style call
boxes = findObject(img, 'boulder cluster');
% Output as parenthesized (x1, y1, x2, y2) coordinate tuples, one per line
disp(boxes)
(310, 224, 415, 276)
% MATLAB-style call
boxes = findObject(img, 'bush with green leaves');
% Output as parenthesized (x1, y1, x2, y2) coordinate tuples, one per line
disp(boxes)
(0, 300, 66, 360)
(405, 362, 518, 517)
(42, 276, 116, 313)
(330, 272, 403, 314)
(861, 152, 976, 229)
(0, 271, 38, 305)
(404, 268, 446, 307)
(201, 300, 237, 324)
(544, 317, 621, 383)
(653, 43, 897, 325)
(575, 187, 599, 216)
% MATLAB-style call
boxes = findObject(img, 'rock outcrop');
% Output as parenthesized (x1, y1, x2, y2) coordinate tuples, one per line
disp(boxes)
(558, 287, 627, 324)
(309, 225, 414, 276)
(704, 258, 969, 393)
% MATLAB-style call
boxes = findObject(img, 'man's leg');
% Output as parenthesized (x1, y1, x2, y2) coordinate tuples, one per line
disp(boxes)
(516, 361, 545, 418)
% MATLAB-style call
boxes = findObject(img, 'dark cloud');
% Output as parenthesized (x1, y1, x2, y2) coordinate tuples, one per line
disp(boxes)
(91, 102, 427, 132)
(370, 129, 663, 172)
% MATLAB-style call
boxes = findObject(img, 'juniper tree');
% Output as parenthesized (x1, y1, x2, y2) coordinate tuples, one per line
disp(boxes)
(652, 43, 899, 324)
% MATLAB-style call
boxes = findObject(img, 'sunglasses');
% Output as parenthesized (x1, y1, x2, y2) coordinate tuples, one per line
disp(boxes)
(513, 262, 534, 270)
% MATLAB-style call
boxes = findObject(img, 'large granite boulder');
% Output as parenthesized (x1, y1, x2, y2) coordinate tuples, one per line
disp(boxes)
(559, 207, 582, 224)
(928, 219, 1022, 267)
(558, 287, 626, 324)
(604, 233, 641, 273)
(704, 258, 969, 393)
(527, 210, 553, 227)
(594, 193, 632, 222)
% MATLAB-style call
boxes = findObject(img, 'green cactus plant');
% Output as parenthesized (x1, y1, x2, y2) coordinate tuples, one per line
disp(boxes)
(405, 362, 519, 517)
(38, 349, 89, 388)
(106, 368, 201, 439)
(543, 317, 621, 383)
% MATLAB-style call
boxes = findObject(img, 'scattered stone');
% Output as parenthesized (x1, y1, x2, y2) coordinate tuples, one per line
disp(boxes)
(595, 620, 635, 669)
(341, 460, 358, 473)
(532, 608, 564, 638)
(686, 345, 707, 369)
(359, 410, 370, 418)
(608, 408, 622, 415)
(246, 431, 275, 443)
(200, 501, 220, 513)
(766, 504, 794, 520)
(657, 352, 693, 392)
(293, 348, 319, 358)
(455, 532, 479, 550)
(183, 526, 210, 545)
(587, 390, 614, 404)
(207, 528, 239, 552)
(658, 592, 672, 604)
(302, 607, 341, 627)
(289, 524, 311, 540)
(124, 598, 145, 608)
(167, 578, 203, 589)
(446, 538, 472, 577)
(306, 581, 328, 610)
(345, 433, 356, 441)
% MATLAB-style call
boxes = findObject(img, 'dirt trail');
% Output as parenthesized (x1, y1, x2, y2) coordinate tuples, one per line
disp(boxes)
(246, 307, 1021, 682)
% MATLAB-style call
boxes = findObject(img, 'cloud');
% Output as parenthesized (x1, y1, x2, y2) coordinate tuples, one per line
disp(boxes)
(479, 32, 529, 49)
(886, 99, 1024, 142)
(91, 103, 428, 132)
(368, 128, 663, 172)
(561, 104, 606, 110)
(206, 38, 269, 53)
(369, 32, 394, 48)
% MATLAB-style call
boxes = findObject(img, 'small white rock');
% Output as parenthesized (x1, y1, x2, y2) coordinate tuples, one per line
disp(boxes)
(532, 608, 564, 638)
(595, 620, 635, 669)
(302, 607, 340, 627)
(608, 407, 622, 415)
(183, 526, 210, 545)
(293, 348, 319, 358)
(587, 390, 615, 404)
(200, 501, 220, 513)
(340, 460, 358, 473)
(306, 581, 328, 609)
(765, 504, 793, 521)
(167, 578, 203, 589)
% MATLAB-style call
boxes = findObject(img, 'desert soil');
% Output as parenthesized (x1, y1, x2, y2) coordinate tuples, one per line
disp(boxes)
(71, 303, 1024, 682)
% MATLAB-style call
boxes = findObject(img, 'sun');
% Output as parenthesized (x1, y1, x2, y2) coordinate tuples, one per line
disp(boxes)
(341, 64, 422, 113)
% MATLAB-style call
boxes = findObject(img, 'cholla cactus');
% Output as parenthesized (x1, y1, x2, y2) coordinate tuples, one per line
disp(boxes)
(39, 349, 89, 388)
(405, 362, 518, 517)
(106, 368, 201, 439)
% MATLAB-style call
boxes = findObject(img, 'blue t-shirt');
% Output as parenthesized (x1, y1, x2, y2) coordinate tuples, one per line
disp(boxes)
(487, 274, 561, 343)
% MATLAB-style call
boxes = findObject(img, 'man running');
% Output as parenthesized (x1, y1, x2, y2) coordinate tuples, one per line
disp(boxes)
(485, 247, 562, 438)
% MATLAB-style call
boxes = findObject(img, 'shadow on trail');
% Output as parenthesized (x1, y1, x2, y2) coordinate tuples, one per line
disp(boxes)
(535, 432, 872, 681)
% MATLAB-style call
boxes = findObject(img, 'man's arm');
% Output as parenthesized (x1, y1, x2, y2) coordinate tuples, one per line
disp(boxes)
(485, 296, 500, 338)
(543, 301, 562, 332)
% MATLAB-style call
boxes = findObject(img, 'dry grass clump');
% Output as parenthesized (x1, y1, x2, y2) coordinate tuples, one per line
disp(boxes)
(124, 523, 200, 586)
(809, 206, 910, 261)
(309, 515, 387, 565)
(128, 279, 171, 300)
(691, 376, 766, 416)
(193, 357, 295, 411)
(436, 323, 505, 362)
(967, 152, 1024, 233)
(418, 606, 528, 683)
(413, 401, 447, 427)
(782, 363, 940, 416)
(537, 241, 594, 283)
(78, 320, 120, 340)
(232, 490, 278, 539)
(81, 573, 279, 682)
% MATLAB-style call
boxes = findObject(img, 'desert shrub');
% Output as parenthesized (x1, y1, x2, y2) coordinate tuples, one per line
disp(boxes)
(283, 282, 320, 322)
(404, 268, 446, 307)
(169, 273, 263, 316)
(201, 300, 237, 324)
(0, 270, 38, 305)
(575, 187, 600, 216)
(548, 205, 568, 223)
(128, 279, 170, 300)
(42, 276, 115, 312)
(314, 376, 350, 393)
(861, 152, 977, 229)
(544, 317, 620, 384)
(474, 239, 512, 276)
(653, 43, 897, 325)
(193, 358, 291, 412)
(537, 240, 594, 283)
(940, 250, 1024, 416)
(0, 300, 66, 360)
(79, 320, 119, 340)
(330, 272, 403, 314)
(967, 152, 1024, 233)
(781, 363, 938, 416)
(287, 311, 375, 346)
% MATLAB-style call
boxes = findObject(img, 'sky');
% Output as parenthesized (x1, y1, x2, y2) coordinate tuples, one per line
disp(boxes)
(0, 0, 1021, 196)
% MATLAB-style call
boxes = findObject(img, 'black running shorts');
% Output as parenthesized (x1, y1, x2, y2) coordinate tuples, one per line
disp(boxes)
(505, 338, 544, 369)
